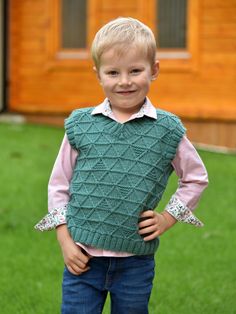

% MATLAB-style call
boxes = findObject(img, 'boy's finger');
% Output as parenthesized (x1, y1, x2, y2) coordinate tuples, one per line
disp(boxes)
(143, 231, 161, 241)
(139, 210, 154, 218)
(138, 224, 156, 238)
(77, 248, 90, 264)
(138, 218, 154, 229)
(139, 225, 155, 235)
(69, 264, 90, 275)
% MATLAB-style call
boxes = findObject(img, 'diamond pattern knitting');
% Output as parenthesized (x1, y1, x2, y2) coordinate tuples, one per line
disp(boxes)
(65, 108, 185, 255)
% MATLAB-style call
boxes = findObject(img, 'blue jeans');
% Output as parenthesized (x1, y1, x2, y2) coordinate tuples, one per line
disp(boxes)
(62, 255, 155, 314)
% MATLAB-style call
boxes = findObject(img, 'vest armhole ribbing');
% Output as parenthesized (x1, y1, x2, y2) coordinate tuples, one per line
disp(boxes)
(64, 108, 95, 150)
(158, 111, 186, 162)
(64, 110, 81, 150)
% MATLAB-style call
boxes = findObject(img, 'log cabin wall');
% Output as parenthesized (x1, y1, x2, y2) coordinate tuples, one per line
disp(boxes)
(8, 0, 236, 148)
(0, 0, 4, 111)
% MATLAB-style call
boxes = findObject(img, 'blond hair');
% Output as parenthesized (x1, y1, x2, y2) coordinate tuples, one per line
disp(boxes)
(91, 17, 157, 69)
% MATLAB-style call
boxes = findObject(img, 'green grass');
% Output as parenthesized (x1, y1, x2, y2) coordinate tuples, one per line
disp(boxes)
(0, 122, 235, 314)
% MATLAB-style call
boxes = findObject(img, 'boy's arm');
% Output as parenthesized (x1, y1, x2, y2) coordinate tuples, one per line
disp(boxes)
(34, 134, 76, 231)
(139, 136, 208, 241)
(35, 135, 91, 275)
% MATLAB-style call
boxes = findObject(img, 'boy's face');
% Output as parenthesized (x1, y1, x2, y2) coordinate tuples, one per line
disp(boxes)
(95, 47, 159, 117)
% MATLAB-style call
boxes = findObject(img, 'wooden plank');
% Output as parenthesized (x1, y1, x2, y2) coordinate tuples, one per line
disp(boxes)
(203, 0, 236, 9)
(202, 53, 236, 64)
(202, 38, 236, 52)
(184, 120, 236, 149)
(202, 23, 236, 38)
(202, 8, 236, 23)
(101, 0, 137, 10)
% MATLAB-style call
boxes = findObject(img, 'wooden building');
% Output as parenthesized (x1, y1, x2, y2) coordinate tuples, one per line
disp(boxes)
(6, 0, 236, 149)
(0, 0, 5, 111)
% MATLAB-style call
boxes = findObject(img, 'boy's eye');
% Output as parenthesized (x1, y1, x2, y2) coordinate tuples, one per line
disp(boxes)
(131, 68, 142, 74)
(107, 71, 118, 76)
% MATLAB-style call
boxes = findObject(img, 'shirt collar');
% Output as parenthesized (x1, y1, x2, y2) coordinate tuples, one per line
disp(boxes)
(91, 97, 157, 121)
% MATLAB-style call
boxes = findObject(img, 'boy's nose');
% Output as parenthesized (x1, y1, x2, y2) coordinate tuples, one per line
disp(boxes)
(118, 74, 131, 86)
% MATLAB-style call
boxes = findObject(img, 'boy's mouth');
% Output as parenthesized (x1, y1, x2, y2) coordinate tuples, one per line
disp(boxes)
(116, 90, 136, 95)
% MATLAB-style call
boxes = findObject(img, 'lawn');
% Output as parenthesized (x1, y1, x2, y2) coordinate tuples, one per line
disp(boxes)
(0, 122, 235, 314)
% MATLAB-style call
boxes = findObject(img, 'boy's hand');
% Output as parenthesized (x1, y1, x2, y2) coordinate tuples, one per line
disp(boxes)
(138, 210, 177, 241)
(56, 225, 91, 275)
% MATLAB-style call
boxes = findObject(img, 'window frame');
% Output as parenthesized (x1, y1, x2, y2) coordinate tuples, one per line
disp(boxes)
(45, 0, 101, 70)
(137, 0, 200, 72)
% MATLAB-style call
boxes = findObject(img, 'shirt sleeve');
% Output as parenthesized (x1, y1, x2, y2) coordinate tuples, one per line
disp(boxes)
(34, 134, 78, 231)
(165, 136, 208, 227)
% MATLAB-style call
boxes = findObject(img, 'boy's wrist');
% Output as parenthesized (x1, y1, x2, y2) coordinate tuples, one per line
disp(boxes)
(56, 224, 71, 246)
(161, 211, 177, 229)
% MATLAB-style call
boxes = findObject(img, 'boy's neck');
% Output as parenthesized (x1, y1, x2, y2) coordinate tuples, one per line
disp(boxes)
(111, 107, 139, 123)
(109, 101, 145, 123)
(112, 110, 133, 123)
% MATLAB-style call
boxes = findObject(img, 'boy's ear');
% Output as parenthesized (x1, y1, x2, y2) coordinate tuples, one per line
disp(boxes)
(151, 60, 159, 81)
(93, 66, 101, 82)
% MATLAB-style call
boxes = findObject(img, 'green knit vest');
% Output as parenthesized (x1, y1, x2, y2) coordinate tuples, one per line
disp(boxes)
(65, 107, 185, 255)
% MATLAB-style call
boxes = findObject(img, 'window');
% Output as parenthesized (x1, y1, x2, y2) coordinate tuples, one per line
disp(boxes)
(156, 0, 187, 49)
(61, 0, 87, 49)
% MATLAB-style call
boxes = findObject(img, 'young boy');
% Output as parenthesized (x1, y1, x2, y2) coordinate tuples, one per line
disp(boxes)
(35, 17, 208, 314)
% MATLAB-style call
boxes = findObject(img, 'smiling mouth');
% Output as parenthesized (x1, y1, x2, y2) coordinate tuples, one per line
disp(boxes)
(117, 90, 136, 95)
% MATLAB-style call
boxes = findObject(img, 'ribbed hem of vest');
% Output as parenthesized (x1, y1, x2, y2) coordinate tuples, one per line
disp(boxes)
(70, 228, 160, 256)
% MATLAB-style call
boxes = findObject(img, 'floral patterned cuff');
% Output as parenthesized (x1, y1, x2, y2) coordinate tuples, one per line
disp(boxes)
(165, 196, 204, 227)
(34, 205, 67, 231)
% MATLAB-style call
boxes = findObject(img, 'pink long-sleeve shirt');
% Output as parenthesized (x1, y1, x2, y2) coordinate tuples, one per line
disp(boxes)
(35, 98, 208, 257)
